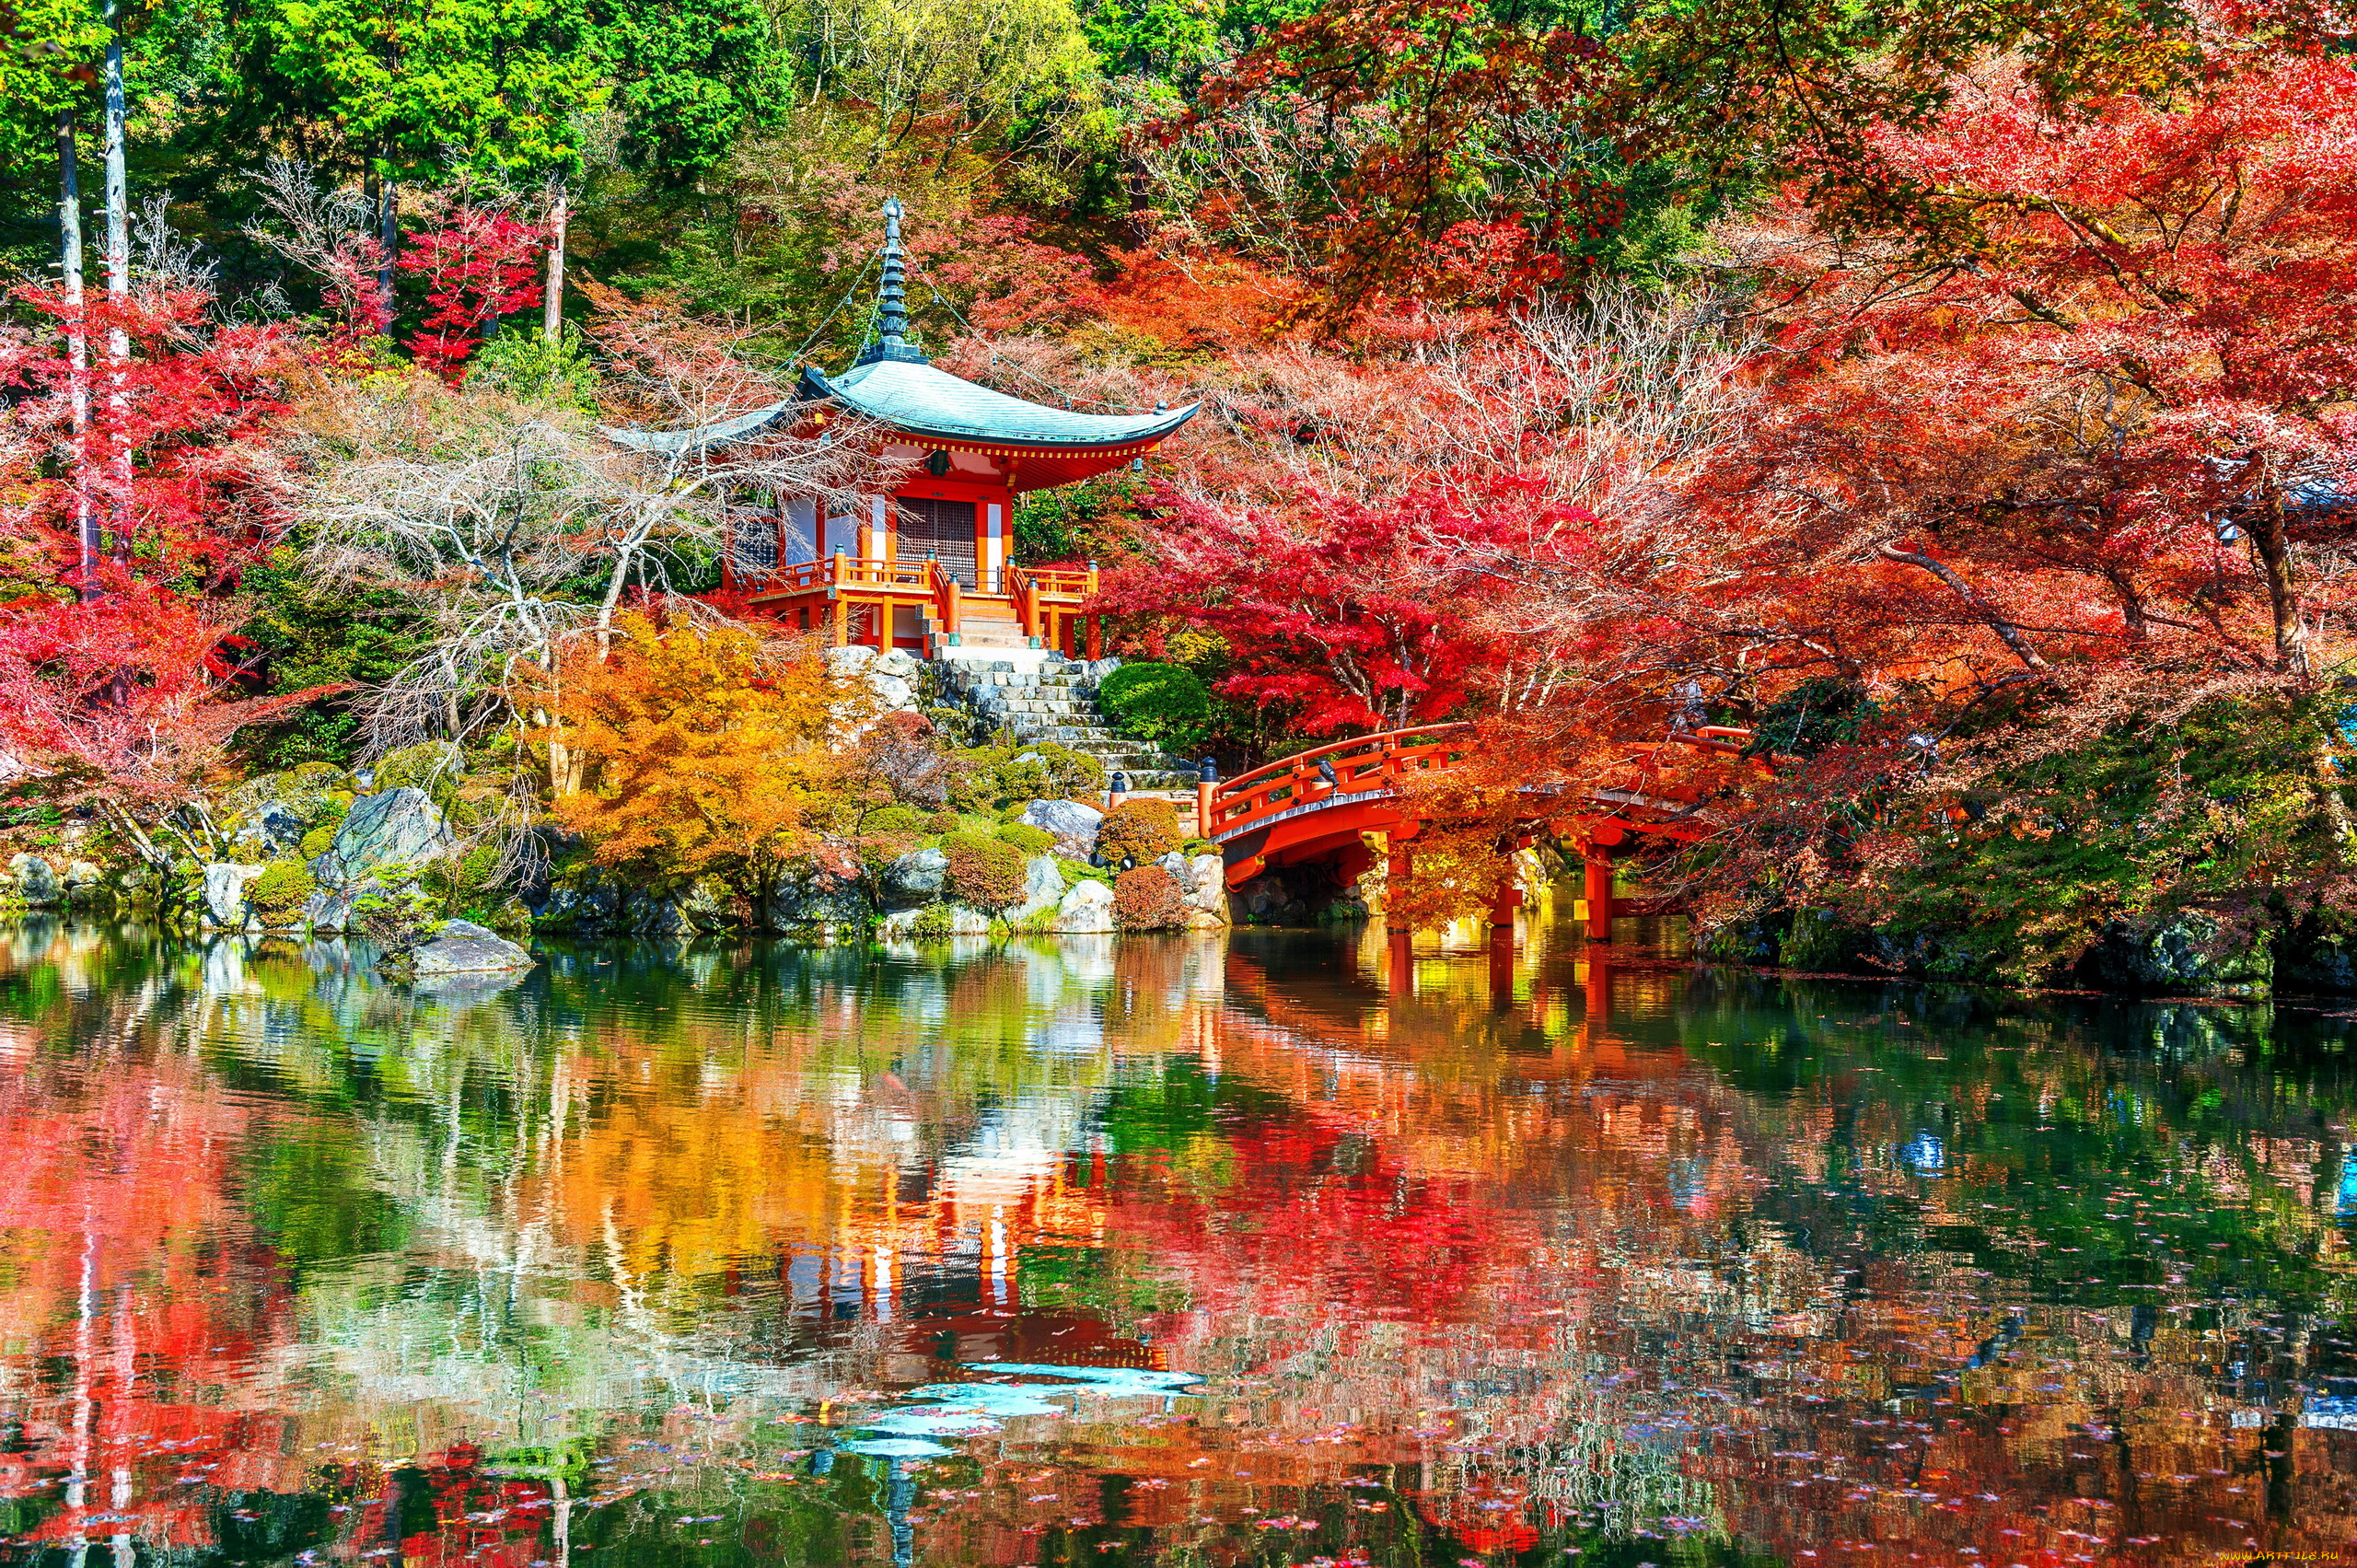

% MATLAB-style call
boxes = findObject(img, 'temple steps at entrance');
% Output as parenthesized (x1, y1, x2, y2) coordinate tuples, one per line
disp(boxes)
(934, 654, 1197, 791)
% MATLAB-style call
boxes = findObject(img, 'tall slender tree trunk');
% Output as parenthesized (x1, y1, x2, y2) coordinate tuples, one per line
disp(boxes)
(543, 183, 567, 343)
(101, 15, 130, 558)
(377, 145, 398, 308)
(58, 108, 95, 599)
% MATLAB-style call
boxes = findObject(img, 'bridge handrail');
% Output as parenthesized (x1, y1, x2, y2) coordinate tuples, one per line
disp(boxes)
(1208, 723, 1472, 841)
(1207, 721, 1762, 843)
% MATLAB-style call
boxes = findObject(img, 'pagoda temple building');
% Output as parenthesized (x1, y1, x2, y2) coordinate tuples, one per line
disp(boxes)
(624, 199, 1197, 661)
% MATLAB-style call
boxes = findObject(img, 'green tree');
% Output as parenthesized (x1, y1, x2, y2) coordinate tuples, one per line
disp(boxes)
(217, 0, 610, 185)
(589, 0, 779, 179)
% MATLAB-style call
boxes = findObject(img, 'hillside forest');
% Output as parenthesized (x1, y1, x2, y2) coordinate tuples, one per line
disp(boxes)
(3, 0, 2356, 992)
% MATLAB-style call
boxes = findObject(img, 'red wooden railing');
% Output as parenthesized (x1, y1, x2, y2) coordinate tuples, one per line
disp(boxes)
(1006, 563, 1100, 655)
(1204, 724, 1473, 841)
(1203, 722, 1759, 842)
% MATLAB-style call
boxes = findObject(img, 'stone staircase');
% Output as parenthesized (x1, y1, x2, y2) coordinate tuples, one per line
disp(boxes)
(935, 651, 1198, 790)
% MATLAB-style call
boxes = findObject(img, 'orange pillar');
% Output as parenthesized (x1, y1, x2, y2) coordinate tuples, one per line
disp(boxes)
(1196, 777, 1215, 839)
(1087, 616, 1102, 661)
(1583, 854, 1614, 942)
(1386, 846, 1413, 934)
(1489, 877, 1522, 931)
(1387, 930, 1414, 998)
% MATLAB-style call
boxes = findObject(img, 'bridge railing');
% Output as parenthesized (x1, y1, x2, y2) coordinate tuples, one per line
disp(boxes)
(1205, 721, 1767, 845)
(1206, 723, 1473, 841)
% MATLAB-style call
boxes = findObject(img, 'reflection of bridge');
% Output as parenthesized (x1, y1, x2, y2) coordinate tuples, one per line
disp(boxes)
(1201, 723, 1756, 938)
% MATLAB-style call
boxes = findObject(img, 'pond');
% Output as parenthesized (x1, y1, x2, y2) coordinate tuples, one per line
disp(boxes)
(1, 901, 2353, 1568)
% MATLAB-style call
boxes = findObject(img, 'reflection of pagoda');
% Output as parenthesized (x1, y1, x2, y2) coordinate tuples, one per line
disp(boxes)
(679, 198, 1194, 659)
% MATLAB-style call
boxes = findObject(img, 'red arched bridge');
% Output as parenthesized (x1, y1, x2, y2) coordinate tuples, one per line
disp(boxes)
(1194, 722, 1756, 939)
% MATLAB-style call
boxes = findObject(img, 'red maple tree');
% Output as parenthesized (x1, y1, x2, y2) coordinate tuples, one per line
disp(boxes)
(398, 200, 546, 380)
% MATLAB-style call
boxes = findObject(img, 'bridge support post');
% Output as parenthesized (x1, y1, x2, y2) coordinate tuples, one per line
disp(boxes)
(1488, 878, 1522, 933)
(1386, 846, 1413, 935)
(1583, 854, 1614, 942)
(1387, 931, 1413, 998)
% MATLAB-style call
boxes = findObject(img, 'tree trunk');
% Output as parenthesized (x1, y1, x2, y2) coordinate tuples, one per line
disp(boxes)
(377, 148, 398, 309)
(543, 184, 567, 343)
(58, 107, 95, 599)
(2249, 470, 2309, 678)
(101, 17, 130, 556)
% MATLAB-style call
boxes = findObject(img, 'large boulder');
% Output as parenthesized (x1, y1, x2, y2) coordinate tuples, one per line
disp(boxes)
(202, 863, 266, 928)
(405, 919, 537, 977)
(2080, 910, 2272, 997)
(882, 848, 949, 910)
(304, 878, 380, 935)
(6, 854, 60, 908)
(1004, 854, 1068, 926)
(763, 867, 871, 932)
(257, 800, 309, 854)
(318, 788, 451, 885)
(1047, 879, 1115, 934)
(1180, 854, 1228, 921)
(1019, 798, 1104, 857)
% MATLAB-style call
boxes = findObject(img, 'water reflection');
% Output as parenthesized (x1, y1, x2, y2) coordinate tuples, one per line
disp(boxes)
(0, 909, 2353, 1568)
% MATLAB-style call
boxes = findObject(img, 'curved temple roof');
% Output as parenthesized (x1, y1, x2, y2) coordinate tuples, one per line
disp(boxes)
(800, 359, 1196, 451)
(601, 197, 1196, 475)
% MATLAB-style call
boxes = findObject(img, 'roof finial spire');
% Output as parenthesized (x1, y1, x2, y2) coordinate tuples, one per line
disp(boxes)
(860, 196, 927, 366)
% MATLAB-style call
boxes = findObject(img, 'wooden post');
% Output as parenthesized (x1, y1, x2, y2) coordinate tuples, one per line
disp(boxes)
(721, 515, 735, 591)
(1386, 845, 1413, 935)
(830, 552, 848, 646)
(1087, 615, 1102, 661)
(1196, 777, 1215, 839)
(1489, 877, 1522, 931)
(1583, 854, 1614, 942)
(944, 571, 960, 636)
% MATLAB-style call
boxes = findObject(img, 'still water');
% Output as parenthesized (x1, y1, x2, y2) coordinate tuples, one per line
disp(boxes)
(2, 907, 2354, 1568)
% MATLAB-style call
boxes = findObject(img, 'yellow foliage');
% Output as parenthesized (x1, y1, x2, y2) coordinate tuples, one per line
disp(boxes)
(540, 615, 845, 901)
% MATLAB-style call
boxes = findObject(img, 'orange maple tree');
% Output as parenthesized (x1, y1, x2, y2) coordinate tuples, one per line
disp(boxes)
(542, 614, 846, 909)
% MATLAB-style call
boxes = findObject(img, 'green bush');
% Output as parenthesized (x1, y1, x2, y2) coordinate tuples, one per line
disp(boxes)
(1097, 663, 1213, 750)
(370, 742, 467, 811)
(996, 822, 1054, 854)
(941, 830, 1028, 911)
(470, 322, 600, 410)
(952, 742, 1106, 811)
(865, 805, 927, 839)
(247, 860, 317, 926)
(1097, 799, 1181, 865)
(298, 797, 352, 861)
(353, 868, 440, 952)
(1112, 865, 1186, 931)
(906, 903, 957, 941)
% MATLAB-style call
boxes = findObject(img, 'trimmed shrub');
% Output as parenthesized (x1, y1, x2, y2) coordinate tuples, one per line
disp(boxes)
(996, 822, 1054, 854)
(865, 805, 927, 839)
(907, 903, 957, 942)
(1098, 662, 1212, 749)
(1097, 799, 1181, 865)
(941, 830, 1028, 911)
(247, 860, 317, 926)
(1112, 865, 1186, 931)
